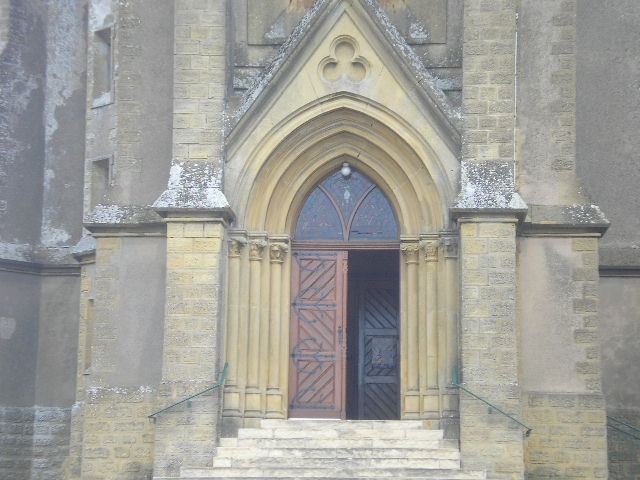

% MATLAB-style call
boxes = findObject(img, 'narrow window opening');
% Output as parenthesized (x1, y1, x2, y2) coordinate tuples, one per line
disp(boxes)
(90, 156, 111, 207)
(84, 299, 94, 375)
(92, 27, 113, 106)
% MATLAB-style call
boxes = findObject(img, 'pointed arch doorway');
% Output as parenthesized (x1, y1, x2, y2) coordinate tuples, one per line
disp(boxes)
(288, 167, 401, 420)
(223, 100, 461, 433)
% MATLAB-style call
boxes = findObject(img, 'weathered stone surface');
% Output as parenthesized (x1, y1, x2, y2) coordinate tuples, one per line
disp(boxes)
(3, 1, 639, 480)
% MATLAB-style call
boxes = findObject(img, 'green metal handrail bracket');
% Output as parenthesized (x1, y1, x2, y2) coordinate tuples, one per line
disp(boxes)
(452, 366, 533, 438)
(607, 415, 640, 442)
(148, 362, 228, 423)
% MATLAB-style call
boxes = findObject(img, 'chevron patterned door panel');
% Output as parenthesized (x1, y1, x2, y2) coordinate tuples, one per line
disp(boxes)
(358, 281, 400, 419)
(289, 251, 347, 418)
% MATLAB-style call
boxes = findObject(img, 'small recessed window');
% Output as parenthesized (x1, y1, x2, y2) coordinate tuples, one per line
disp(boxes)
(92, 27, 113, 107)
(90, 156, 112, 207)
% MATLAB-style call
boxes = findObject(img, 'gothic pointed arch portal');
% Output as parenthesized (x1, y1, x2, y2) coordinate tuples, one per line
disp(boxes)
(222, 97, 460, 431)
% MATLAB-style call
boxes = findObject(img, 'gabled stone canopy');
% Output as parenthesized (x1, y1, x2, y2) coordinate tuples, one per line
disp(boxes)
(228, 0, 460, 138)
(225, 0, 462, 231)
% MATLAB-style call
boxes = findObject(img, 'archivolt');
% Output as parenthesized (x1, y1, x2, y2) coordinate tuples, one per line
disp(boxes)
(229, 94, 458, 235)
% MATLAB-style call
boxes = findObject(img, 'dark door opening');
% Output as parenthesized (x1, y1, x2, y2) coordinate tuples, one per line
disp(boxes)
(346, 250, 400, 420)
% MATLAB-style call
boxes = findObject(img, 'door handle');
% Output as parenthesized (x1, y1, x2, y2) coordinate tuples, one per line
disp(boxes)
(337, 326, 343, 345)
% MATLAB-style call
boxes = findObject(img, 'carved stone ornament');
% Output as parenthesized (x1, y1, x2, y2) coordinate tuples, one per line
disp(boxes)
(320, 36, 369, 83)
(269, 242, 289, 263)
(229, 238, 246, 257)
(400, 242, 420, 264)
(440, 237, 459, 259)
(249, 239, 267, 261)
(420, 240, 439, 262)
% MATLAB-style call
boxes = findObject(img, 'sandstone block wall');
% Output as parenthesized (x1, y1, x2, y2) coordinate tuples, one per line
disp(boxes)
(153, 219, 227, 477)
(458, 218, 524, 479)
(462, 0, 516, 165)
(524, 393, 607, 479)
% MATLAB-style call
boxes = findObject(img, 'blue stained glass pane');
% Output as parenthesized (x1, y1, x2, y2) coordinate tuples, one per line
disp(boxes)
(295, 169, 398, 242)
(321, 171, 372, 223)
(295, 188, 344, 240)
(349, 187, 398, 241)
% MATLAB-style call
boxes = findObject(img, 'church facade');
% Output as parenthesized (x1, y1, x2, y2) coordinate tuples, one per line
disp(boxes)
(1, 1, 639, 479)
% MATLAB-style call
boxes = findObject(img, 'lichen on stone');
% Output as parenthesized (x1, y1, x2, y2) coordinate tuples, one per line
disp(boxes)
(85, 204, 163, 225)
(72, 236, 97, 258)
(454, 161, 527, 211)
(153, 161, 231, 212)
(562, 204, 609, 225)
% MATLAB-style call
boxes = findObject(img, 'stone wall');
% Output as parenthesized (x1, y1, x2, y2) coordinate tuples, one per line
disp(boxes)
(576, 0, 640, 265)
(31, 407, 73, 480)
(458, 0, 524, 475)
(519, 236, 608, 479)
(523, 393, 607, 479)
(0, 406, 34, 480)
(0, 0, 46, 248)
(67, 233, 165, 479)
(0, 406, 71, 480)
(599, 276, 640, 478)
(79, 387, 156, 480)
(607, 410, 640, 480)
(575, 1, 640, 476)
(518, 0, 584, 206)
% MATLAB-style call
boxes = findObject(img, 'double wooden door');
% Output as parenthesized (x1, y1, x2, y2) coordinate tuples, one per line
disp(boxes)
(288, 250, 399, 419)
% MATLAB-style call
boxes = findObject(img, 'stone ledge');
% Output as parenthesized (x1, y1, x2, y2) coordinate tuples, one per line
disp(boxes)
(0, 241, 82, 268)
(85, 204, 164, 227)
(451, 161, 528, 220)
(599, 246, 640, 272)
(83, 205, 167, 236)
(519, 204, 610, 235)
(0, 241, 81, 275)
(152, 161, 235, 223)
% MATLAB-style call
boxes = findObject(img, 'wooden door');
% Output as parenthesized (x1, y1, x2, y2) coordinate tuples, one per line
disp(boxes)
(357, 280, 400, 419)
(289, 251, 348, 418)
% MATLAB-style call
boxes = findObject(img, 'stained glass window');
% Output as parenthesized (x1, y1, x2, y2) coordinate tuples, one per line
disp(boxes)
(295, 170, 398, 241)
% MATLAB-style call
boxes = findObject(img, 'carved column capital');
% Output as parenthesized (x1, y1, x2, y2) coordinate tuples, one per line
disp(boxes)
(249, 239, 267, 261)
(229, 238, 246, 257)
(440, 236, 459, 259)
(401, 241, 420, 264)
(420, 240, 439, 263)
(269, 242, 289, 263)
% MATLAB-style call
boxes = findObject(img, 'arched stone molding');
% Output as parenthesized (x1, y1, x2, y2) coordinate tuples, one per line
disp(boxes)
(226, 94, 459, 235)
(222, 95, 460, 430)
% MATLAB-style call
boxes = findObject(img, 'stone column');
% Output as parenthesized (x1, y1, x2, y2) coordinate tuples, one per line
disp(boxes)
(267, 238, 289, 418)
(245, 234, 267, 417)
(222, 234, 246, 423)
(440, 236, 460, 437)
(514, 1, 610, 476)
(420, 237, 440, 416)
(400, 238, 420, 417)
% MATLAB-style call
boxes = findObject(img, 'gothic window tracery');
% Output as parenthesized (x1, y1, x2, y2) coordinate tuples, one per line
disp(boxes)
(295, 170, 398, 241)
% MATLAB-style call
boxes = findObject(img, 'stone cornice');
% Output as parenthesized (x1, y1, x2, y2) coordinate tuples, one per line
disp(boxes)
(0, 258, 81, 276)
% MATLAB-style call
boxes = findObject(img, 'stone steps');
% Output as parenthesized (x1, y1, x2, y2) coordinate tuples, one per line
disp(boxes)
(179, 419, 485, 479)
(214, 446, 461, 460)
(180, 469, 487, 479)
